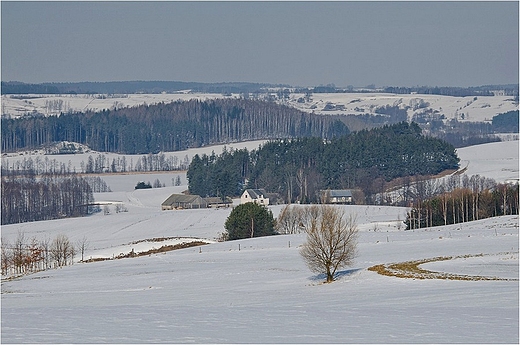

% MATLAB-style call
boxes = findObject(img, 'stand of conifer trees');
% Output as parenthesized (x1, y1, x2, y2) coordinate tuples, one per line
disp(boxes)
(187, 122, 460, 203)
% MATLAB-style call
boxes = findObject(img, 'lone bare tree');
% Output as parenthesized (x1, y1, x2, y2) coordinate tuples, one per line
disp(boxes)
(300, 205, 358, 283)
(76, 236, 89, 262)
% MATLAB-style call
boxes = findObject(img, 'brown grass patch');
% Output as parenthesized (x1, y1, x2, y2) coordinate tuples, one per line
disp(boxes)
(368, 253, 517, 281)
(84, 241, 208, 263)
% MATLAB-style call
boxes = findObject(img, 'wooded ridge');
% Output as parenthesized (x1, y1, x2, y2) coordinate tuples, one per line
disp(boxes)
(187, 122, 460, 204)
(1, 98, 349, 154)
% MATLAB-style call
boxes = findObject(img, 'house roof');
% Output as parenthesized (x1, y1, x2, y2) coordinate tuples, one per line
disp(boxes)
(244, 189, 267, 199)
(162, 194, 205, 206)
(203, 197, 232, 204)
(327, 190, 353, 197)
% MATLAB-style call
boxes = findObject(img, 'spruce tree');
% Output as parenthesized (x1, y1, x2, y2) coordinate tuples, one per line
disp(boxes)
(224, 203, 277, 240)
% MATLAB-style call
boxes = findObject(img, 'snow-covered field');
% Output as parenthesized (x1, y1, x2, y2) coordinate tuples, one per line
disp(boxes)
(1, 139, 268, 179)
(1, 93, 231, 118)
(2, 92, 517, 124)
(284, 92, 518, 123)
(1, 140, 518, 343)
(456, 140, 519, 184)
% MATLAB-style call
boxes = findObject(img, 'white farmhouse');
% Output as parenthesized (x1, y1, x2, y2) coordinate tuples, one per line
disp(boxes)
(241, 189, 269, 205)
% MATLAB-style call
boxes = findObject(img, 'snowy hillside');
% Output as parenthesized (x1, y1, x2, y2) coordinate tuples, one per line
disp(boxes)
(1, 93, 232, 118)
(283, 92, 518, 123)
(1, 212, 518, 343)
(456, 140, 519, 184)
(1, 139, 268, 181)
(1, 140, 518, 343)
(3, 139, 518, 184)
(2, 92, 517, 124)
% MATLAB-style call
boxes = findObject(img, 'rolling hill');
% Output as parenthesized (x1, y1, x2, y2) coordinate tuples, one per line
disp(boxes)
(1, 140, 518, 343)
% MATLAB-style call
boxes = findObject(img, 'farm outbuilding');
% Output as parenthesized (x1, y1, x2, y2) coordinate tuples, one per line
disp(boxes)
(203, 197, 233, 208)
(161, 194, 208, 210)
(321, 189, 353, 204)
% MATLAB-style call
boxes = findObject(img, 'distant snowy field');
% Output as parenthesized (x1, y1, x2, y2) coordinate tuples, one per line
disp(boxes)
(456, 140, 519, 184)
(2, 92, 517, 124)
(1, 139, 268, 185)
(1, 93, 230, 118)
(1, 140, 518, 343)
(284, 92, 518, 123)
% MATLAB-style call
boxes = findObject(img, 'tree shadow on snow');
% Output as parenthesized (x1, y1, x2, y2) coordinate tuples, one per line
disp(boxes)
(309, 268, 363, 282)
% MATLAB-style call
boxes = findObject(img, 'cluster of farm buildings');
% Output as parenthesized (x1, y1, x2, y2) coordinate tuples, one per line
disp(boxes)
(161, 189, 353, 210)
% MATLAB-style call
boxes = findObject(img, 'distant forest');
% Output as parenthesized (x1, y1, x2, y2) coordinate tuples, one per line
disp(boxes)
(382, 85, 519, 97)
(1, 81, 283, 95)
(1, 98, 349, 154)
(492, 110, 520, 133)
(2, 81, 518, 98)
(187, 122, 460, 204)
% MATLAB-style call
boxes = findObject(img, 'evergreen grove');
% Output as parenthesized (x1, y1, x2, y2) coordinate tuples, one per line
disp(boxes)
(187, 122, 460, 203)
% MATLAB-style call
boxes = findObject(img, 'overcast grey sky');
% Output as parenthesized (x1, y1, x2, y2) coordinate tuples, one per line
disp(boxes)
(2, 1, 518, 87)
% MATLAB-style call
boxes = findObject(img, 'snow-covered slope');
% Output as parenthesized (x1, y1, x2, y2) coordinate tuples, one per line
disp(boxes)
(1, 93, 231, 118)
(1, 140, 518, 343)
(1, 139, 268, 182)
(3, 140, 518, 185)
(456, 140, 519, 183)
(2, 92, 517, 123)
(1, 213, 518, 343)
(284, 92, 518, 123)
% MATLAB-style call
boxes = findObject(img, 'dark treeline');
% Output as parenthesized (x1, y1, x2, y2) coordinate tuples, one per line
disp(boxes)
(1, 82, 61, 94)
(293, 84, 519, 97)
(1, 174, 94, 225)
(410, 110, 518, 148)
(1, 98, 349, 154)
(405, 174, 519, 230)
(1, 81, 283, 95)
(492, 110, 519, 133)
(433, 120, 501, 148)
(383, 85, 519, 97)
(187, 122, 460, 203)
(4, 81, 517, 97)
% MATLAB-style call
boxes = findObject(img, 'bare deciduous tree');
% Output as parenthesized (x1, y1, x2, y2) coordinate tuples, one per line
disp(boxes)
(1, 237, 11, 276)
(276, 204, 305, 234)
(76, 236, 89, 262)
(300, 205, 358, 283)
(51, 234, 74, 268)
